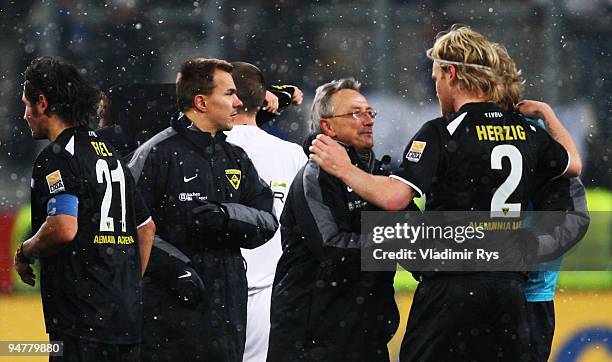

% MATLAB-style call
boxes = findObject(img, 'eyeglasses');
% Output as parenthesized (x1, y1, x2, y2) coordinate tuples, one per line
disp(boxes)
(328, 109, 377, 120)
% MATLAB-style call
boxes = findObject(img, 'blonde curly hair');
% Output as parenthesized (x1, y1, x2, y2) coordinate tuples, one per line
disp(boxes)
(427, 25, 519, 105)
(492, 42, 525, 111)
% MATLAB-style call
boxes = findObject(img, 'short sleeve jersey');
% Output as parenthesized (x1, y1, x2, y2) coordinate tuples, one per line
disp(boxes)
(391, 102, 569, 214)
(31, 127, 150, 344)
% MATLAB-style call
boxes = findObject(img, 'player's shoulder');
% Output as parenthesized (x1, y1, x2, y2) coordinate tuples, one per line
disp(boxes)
(131, 127, 177, 157)
(414, 116, 449, 139)
(258, 131, 307, 166)
(37, 128, 85, 162)
(270, 135, 305, 158)
(252, 127, 298, 147)
(425, 116, 448, 129)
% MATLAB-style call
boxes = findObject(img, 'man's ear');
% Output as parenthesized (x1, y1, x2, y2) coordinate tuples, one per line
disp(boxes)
(194, 95, 207, 112)
(37, 94, 49, 113)
(319, 119, 336, 137)
(447, 64, 457, 83)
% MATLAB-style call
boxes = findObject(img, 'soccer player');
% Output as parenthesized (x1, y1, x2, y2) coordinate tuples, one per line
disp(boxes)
(14, 56, 155, 361)
(127, 58, 278, 361)
(225, 61, 307, 362)
(267, 78, 399, 361)
(309, 25, 581, 360)
(494, 44, 590, 361)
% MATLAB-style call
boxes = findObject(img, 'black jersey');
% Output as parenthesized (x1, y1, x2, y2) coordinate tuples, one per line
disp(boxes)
(30, 127, 150, 344)
(392, 102, 569, 215)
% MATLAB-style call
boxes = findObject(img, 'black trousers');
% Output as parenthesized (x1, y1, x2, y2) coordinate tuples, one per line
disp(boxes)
(400, 273, 530, 362)
(49, 332, 139, 362)
(527, 301, 555, 362)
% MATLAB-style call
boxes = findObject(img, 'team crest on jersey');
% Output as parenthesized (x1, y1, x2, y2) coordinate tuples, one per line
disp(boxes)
(225, 169, 242, 190)
(406, 141, 427, 163)
(46, 170, 65, 194)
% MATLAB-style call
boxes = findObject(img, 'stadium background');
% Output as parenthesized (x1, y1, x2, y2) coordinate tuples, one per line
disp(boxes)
(0, 1, 610, 361)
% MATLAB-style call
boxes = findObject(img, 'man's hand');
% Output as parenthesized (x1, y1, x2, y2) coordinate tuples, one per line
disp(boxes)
(309, 134, 353, 179)
(289, 86, 303, 105)
(516, 99, 582, 177)
(263, 91, 279, 114)
(14, 244, 35, 286)
(515, 100, 552, 120)
(174, 265, 206, 309)
(192, 201, 228, 234)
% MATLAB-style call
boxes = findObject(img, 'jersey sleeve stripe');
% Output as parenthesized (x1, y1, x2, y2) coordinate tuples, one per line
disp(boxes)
(446, 112, 468, 136)
(137, 215, 153, 229)
(65, 135, 75, 155)
(551, 149, 571, 180)
(389, 175, 424, 198)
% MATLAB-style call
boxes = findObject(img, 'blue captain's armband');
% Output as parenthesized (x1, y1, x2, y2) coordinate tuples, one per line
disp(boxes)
(47, 194, 79, 217)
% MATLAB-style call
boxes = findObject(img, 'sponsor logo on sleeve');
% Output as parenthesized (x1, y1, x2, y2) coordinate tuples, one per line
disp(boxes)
(225, 169, 242, 190)
(406, 141, 427, 163)
(46, 170, 65, 194)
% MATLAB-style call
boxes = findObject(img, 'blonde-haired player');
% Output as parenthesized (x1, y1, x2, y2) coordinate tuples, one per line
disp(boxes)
(310, 25, 581, 361)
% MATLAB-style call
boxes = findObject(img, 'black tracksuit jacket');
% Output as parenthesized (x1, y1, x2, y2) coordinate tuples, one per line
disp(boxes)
(267, 146, 399, 362)
(128, 114, 278, 362)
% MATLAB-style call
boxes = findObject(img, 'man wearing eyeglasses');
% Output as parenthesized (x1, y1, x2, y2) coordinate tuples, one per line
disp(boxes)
(267, 78, 399, 362)
(309, 26, 581, 361)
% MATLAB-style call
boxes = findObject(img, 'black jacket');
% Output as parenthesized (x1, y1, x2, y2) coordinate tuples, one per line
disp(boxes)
(267, 146, 399, 362)
(128, 114, 278, 361)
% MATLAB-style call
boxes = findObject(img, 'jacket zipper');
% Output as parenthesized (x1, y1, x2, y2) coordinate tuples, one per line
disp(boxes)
(210, 137, 215, 168)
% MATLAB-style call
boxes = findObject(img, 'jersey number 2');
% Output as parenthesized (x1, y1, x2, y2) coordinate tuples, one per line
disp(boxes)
(96, 159, 127, 232)
(490, 145, 522, 218)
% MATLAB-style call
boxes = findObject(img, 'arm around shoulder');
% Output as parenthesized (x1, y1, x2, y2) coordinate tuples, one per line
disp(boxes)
(516, 100, 582, 176)
(339, 165, 414, 211)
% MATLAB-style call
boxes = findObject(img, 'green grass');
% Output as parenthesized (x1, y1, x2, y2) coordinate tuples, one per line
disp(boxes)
(393, 270, 612, 293)
(556, 271, 612, 290)
(393, 270, 418, 292)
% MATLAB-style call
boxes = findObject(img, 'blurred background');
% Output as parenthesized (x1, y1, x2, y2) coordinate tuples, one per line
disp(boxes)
(0, 1, 610, 361)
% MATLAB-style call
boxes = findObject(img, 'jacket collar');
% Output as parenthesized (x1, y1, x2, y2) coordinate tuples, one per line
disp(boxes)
(302, 132, 377, 173)
(172, 113, 227, 157)
(341, 141, 377, 173)
(455, 102, 498, 114)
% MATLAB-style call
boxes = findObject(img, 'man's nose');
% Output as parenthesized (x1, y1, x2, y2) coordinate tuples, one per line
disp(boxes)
(233, 95, 243, 108)
(362, 113, 374, 126)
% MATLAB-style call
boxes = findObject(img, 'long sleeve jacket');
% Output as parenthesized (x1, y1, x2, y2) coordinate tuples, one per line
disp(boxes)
(268, 146, 398, 362)
(128, 114, 277, 362)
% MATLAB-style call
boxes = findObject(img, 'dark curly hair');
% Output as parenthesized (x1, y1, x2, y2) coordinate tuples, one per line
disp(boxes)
(23, 56, 101, 127)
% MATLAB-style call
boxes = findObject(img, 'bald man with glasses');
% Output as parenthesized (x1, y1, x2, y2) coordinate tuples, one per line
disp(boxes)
(267, 78, 399, 362)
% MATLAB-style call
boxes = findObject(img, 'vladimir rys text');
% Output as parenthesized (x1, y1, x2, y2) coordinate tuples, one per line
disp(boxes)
(372, 248, 499, 262)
